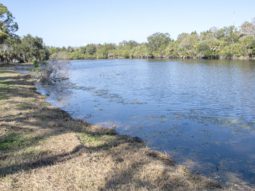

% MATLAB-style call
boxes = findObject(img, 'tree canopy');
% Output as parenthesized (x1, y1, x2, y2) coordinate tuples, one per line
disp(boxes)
(0, 3, 48, 64)
(0, 3, 18, 42)
(50, 20, 255, 61)
(1, 2, 255, 63)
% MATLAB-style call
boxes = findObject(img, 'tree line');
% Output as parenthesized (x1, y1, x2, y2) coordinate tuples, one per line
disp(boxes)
(50, 22, 255, 60)
(1, 2, 255, 64)
(0, 3, 49, 64)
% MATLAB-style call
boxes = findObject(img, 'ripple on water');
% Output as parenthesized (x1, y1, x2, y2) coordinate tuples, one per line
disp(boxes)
(37, 59, 255, 186)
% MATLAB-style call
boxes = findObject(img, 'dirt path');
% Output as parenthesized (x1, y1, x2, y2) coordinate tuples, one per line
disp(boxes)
(0, 69, 236, 190)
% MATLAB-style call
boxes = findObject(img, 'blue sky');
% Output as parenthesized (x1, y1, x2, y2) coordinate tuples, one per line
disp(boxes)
(2, 0, 255, 47)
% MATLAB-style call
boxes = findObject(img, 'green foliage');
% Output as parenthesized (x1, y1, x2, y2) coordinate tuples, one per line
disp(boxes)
(0, 133, 30, 150)
(18, 34, 49, 62)
(77, 132, 116, 147)
(0, 3, 48, 64)
(132, 44, 149, 58)
(220, 44, 242, 58)
(240, 21, 255, 36)
(0, 3, 18, 43)
(1, 2, 255, 62)
(147, 33, 171, 57)
(176, 32, 199, 58)
(85, 44, 97, 55)
(33, 60, 39, 68)
(50, 18, 255, 61)
(0, 34, 49, 63)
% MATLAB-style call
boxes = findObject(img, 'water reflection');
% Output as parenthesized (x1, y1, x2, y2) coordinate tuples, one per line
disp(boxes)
(37, 59, 255, 186)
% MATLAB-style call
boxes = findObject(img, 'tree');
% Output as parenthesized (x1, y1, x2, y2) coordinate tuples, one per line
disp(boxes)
(85, 44, 97, 55)
(119, 40, 138, 48)
(248, 39, 255, 57)
(215, 26, 240, 44)
(147, 33, 171, 57)
(240, 21, 255, 36)
(0, 4, 50, 64)
(0, 36, 20, 63)
(239, 36, 255, 57)
(45, 17, 255, 60)
(177, 32, 199, 58)
(16, 35, 49, 62)
(165, 41, 178, 58)
(132, 44, 148, 58)
(116, 40, 138, 58)
(220, 43, 242, 58)
(96, 43, 116, 59)
(0, 3, 18, 43)
(196, 40, 221, 59)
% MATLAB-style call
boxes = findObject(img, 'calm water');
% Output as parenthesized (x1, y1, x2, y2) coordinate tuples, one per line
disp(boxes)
(37, 59, 255, 185)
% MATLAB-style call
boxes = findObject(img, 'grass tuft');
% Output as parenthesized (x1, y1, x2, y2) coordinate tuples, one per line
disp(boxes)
(0, 133, 27, 150)
(77, 132, 116, 147)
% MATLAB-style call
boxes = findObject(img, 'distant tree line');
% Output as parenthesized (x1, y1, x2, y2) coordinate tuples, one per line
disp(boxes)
(1, 3, 255, 64)
(0, 3, 49, 64)
(50, 20, 255, 60)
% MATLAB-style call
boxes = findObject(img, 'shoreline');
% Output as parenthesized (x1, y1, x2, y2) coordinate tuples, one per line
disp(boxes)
(0, 57, 255, 68)
(0, 68, 251, 190)
(48, 56, 255, 62)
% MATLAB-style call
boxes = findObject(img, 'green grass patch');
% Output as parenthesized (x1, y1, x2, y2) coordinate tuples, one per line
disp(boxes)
(77, 133, 116, 147)
(0, 81, 11, 100)
(17, 103, 33, 110)
(0, 94, 7, 100)
(0, 81, 10, 88)
(0, 70, 14, 74)
(0, 132, 37, 151)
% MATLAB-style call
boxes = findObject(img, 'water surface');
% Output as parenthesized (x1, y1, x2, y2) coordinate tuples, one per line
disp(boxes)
(37, 59, 255, 185)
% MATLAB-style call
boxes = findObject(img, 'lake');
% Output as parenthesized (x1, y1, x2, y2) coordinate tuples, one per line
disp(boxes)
(37, 59, 255, 185)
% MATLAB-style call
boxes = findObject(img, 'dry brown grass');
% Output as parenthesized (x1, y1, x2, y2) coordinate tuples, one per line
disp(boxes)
(0, 69, 242, 191)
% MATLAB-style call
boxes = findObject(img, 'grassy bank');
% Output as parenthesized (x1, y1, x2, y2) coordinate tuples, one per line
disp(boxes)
(0, 69, 233, 190)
